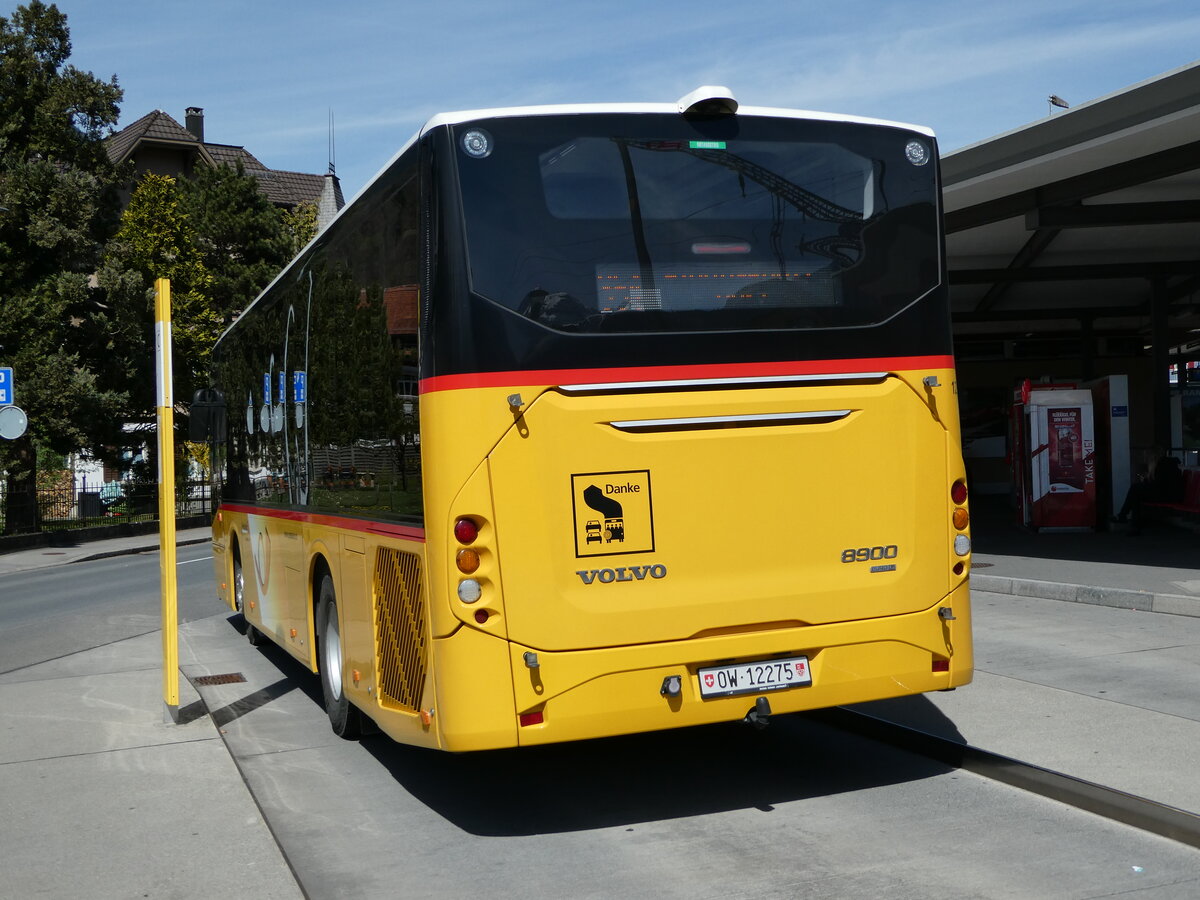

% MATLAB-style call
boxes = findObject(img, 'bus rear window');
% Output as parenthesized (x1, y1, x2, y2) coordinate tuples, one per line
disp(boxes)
(539, 137, 877, 222)
(455, 114, 940, 333)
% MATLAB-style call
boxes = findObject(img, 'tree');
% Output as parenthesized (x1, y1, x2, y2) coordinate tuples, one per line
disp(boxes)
(98, 165, 295, 452)
(97, 173, 217, 438)
(0, 1, 123, 533)
(180, 161, 293, 328)
(281, 201, 318, 257)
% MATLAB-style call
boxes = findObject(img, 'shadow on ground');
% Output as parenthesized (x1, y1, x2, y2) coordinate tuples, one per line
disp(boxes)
(225, 615, 969, 836)
(970, 493, 1198, 568)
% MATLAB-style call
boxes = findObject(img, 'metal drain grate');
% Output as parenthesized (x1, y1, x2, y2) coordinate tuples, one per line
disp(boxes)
(192, 673, 247, 686)
(971, 562, 994, 569)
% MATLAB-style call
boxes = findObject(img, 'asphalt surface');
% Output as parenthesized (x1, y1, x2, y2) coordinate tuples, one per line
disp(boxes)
(1, 502, 1197, 897)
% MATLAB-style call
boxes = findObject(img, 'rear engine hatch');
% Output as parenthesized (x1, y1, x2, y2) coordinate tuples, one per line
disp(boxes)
(488, 377, 949, 651)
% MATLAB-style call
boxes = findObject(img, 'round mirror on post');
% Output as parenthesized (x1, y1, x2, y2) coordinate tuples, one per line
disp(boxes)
(0, 405, 28, 440)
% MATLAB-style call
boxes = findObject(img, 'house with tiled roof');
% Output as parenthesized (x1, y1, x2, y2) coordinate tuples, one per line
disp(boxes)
(106, 107, 343, 229)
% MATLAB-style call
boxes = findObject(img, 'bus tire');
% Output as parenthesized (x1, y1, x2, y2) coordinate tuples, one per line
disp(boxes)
(317, 575, 364, 739)
(232, 548, 245, 614)
(234, 548, 266, 645)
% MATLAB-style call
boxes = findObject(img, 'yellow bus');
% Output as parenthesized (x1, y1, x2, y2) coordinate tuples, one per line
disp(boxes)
(205, 86, 973, 752)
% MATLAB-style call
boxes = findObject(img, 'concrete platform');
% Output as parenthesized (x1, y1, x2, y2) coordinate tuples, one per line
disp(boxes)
(0, 628, 302, 900)
(852, 589, 1200, 816)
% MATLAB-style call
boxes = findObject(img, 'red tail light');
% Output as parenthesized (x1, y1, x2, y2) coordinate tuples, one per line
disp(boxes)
(519, 711, 544, 727)
(951, 480, 968, 505)
(454, 517, 479, 544)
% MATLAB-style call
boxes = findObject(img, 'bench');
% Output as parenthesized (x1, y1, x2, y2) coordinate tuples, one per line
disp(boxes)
(1145, 467, 1200, 517)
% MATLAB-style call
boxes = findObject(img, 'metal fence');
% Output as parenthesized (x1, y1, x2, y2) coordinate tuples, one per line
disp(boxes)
(0, 477, 213, 534)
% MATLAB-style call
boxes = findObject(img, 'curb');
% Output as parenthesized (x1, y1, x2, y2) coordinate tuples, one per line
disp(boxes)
(0, 515, 211, 557)
(75, 535, 214, 564)
(972, 573, 1200, 618)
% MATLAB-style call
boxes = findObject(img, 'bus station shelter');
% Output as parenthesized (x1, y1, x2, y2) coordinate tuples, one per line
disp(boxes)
(942, 61, 1200, 497)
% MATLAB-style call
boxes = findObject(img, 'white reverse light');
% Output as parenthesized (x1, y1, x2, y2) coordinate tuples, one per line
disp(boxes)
(457, 578, 482, 603)
(954, 534, 972, 557)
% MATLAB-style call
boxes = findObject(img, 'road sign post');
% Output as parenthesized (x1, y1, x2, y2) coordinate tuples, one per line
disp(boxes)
(0, 367, 27, 441)
(155, 278, 180, 724)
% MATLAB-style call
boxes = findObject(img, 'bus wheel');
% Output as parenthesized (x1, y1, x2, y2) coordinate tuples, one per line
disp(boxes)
(235, 551, 265, 645)
(317, 575, 364, 739)
(232, 551, 245, 614)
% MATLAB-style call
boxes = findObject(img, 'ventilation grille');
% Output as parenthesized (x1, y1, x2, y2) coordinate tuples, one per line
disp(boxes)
(373, 547, 427, 712)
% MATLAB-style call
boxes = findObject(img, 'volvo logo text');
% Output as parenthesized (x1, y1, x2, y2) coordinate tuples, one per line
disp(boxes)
(576, 564, 667, 584)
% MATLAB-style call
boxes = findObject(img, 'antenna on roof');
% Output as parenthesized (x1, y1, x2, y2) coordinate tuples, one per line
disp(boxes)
(327, 108, 336, 176)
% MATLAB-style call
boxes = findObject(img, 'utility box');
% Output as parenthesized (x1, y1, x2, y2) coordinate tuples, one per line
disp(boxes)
(1015, 387, 1097, 531)
(77, 491, 103, 519)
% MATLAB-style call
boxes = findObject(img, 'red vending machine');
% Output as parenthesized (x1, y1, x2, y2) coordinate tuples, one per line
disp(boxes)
(1020, 388, 1097, 530)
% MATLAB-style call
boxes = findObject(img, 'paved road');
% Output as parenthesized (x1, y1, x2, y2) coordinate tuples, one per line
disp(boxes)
(0, 543, 221, 674)
(184, 592, 1200, 899)
(7, 548, 1200, 898)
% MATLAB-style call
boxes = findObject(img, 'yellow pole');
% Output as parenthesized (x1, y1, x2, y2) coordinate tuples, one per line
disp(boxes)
(155, 278, 180, 724)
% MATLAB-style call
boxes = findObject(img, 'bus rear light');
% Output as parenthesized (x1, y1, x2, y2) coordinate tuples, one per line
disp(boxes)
(953, 534, 971, 556)
(520, 711, 544, 727)
(457, 579, 482, 603)
(474, 609, 489, 624)
(953, 562, 965, 576)
(932, 658, 950, 673)
(454, 517, 479, 544)
(456, 548, 481, 574)
(952, 507, 970, 530)
(951, 481, 968, 505)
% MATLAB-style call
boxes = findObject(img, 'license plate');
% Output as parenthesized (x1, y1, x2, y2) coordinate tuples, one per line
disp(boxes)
(697, 655, 811, 699)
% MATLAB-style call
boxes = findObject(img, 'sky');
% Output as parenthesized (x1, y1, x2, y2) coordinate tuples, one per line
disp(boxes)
(43, 0, 1200, 203)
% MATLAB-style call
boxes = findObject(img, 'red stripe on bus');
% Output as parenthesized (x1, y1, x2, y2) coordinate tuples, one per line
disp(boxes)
(221, 504, 426, 541)
(418, 356, 956, 394)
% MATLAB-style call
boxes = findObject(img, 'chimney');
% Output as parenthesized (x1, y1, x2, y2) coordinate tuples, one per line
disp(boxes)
(185, 107, 204, 142)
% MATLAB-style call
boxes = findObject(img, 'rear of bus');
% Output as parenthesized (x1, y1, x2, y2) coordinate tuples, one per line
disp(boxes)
(419, 98, 973, 750)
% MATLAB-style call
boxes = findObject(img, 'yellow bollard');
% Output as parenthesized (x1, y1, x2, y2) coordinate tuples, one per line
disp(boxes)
(155, 278, 180, 724)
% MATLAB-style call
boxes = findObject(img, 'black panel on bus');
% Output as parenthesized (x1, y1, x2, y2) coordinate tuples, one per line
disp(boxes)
(422, 114, 953, 382)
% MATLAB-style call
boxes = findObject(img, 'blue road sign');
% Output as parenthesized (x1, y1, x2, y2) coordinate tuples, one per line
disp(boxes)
(0, 366, 12, 406)
(262, 373, 271, 405)
(293, 371, 307, 403)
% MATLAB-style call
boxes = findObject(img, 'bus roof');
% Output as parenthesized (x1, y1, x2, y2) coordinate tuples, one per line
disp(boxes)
(219, 92, 935, 347)
(420, 101, 934, 139)
(347, 94, 934, 221)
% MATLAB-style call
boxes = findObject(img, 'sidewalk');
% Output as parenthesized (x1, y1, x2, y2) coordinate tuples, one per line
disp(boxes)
(0, 601, 302, 899)
(0, 525, 213, 576)
(969, 493, 1200, 617)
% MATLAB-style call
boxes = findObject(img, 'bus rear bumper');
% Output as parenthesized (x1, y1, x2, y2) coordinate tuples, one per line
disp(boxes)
(507, 587, 971, 748)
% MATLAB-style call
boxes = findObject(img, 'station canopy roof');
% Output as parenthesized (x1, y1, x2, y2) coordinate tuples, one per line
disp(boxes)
(942, 61, 1200, 363)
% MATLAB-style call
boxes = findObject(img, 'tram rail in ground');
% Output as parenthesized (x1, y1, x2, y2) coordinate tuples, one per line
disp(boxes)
(814, 706, 1200, 851)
